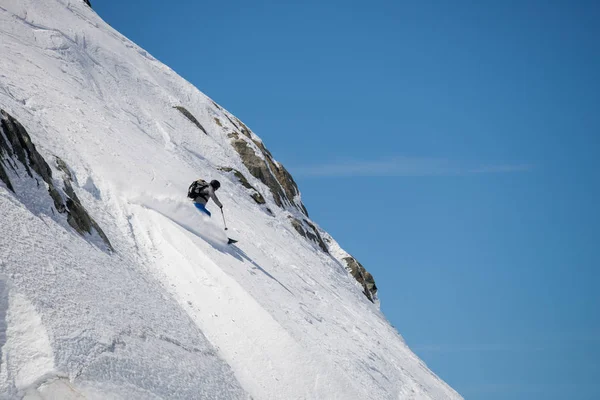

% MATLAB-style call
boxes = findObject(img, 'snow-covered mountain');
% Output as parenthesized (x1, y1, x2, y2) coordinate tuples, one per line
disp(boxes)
(0, 0, 462, 399)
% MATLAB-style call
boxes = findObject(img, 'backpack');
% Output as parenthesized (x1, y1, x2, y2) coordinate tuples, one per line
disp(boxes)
(187, 179, 209, 200)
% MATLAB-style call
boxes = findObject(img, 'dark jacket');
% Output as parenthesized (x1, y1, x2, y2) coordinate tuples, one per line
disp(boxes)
(193, 184, 223, 208)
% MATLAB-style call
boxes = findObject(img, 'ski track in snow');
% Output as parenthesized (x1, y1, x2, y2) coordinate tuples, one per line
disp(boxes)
(0, 0, 462, 399)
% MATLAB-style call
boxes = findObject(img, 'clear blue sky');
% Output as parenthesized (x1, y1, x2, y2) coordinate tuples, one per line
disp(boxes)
(93, 1, 599, 398)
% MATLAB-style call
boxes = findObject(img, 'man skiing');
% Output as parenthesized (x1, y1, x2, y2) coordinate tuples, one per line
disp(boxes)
(188, 179, 222, 217)
(187, 178, 237, 244)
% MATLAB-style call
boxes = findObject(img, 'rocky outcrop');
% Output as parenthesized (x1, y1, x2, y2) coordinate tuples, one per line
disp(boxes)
(0, 110, 112, 251)
(0, 111, 54, 190)
(343, 257, 378, 303)
(83, 0, 92, 8)
(288, 217, 328, 253)
(319, 232, 378, 304)
(218, 166, 266, 205)
(55, 157, 112, 250)
(303, 219, 328, 253)
(0, 137, 14, 192)
(174, 106, 207, 135)
(225, 116, 308, 217)
(229, 137, 285, 205)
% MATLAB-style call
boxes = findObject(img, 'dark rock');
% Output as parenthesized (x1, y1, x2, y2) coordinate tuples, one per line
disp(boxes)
(303, 219, 328, 253)
(236, 118, 252, 139)
(0, 109, 112, 251)
(229, 139, 286, 208)
(83, 0, 92, 7)
(0, 138, 14, 192)
(343, 257, 378, 303)
(287, 217, 328, 253)
(228, 135, 307, 217)
(289, 217, 307, 238)
(251, 192, 266, 205)
(218, 167, 266, 205)
(55, 156, 73, 180)
(56, 157, 113, 250)
(174, 106, 207, 135)
(252, 139, 305, 215)
(0, 116, 15, 191)
(223, 113, 241, 132)
(222, 114, 307, 217)
(0, 110, 53, 182)
(0, 164, 13, 192)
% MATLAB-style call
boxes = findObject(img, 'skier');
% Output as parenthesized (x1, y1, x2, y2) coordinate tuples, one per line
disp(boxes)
(187, 178, 237, 244)
(188, 179, 222, 217)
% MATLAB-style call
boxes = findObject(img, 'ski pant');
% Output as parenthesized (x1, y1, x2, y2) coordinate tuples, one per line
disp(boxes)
(194, 202, 211, 217)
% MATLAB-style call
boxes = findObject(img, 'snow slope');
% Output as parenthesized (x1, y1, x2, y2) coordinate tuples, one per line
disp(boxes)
(0, 0, 462, 399)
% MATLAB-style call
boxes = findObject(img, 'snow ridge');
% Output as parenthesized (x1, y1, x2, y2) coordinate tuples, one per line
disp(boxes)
(0, 0, 462, 399)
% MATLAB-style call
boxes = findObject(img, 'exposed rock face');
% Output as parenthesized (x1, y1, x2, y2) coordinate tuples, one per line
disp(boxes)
(0, 111, 54, 189)
(319, 231, 378, 304)
(229, 137, 286, 205)
(174, 106, 208, 135)
(83, 0, 92, 8)
(226, 118, 308, 217)
(288, 217, 329, 253)
(343, 257, 378, 303)
(55, 157, 112, 250)
(303, 219, 328, 253)
(218, 166, 266, 205)
(0, 110, 112, 251)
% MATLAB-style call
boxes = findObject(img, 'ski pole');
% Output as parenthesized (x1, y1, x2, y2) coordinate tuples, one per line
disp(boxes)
(220, 208, 228, 230)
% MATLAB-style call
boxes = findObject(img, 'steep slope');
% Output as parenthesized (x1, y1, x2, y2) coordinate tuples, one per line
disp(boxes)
(0, 0, 462, 399)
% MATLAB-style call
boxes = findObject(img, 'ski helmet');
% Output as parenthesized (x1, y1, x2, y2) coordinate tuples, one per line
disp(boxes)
(210, 180, 221, 190)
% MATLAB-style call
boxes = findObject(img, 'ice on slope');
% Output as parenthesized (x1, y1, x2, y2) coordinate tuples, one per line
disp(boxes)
(0, 0, 462, 399)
